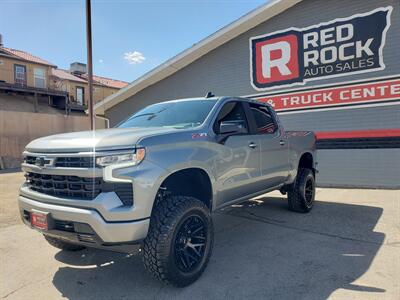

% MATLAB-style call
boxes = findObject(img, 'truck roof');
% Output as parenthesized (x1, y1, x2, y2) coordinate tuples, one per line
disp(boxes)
(159, 96, 272, 108)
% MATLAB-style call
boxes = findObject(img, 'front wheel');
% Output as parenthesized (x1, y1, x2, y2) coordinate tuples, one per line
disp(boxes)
(287, 168, 315, 213)
(143, 195, 213, 287)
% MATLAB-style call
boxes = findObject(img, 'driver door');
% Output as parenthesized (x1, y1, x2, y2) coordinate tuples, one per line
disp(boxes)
(213, 101, 262, 207)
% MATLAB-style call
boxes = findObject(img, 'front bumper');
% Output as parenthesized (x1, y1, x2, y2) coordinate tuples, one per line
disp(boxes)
(18, 195, 150, 244)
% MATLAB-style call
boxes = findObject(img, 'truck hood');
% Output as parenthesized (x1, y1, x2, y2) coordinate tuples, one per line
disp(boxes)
(25, 127, 178, 153)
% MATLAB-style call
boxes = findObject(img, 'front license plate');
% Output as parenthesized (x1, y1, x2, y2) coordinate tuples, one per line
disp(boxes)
(31, 210, 48, 230)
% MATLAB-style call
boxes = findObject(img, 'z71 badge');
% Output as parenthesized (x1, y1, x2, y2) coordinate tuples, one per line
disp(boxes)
(192, 133, 208, 139)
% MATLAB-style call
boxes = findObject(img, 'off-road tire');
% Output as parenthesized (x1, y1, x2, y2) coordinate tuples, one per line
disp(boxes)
(44, 235, 86, 251)
(143, 195, 213, 287)
(287, 168, 315, 213)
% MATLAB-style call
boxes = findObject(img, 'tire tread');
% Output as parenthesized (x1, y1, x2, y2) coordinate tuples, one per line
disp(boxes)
(287, 168, 314, 213)
(143, 195, 213, 287)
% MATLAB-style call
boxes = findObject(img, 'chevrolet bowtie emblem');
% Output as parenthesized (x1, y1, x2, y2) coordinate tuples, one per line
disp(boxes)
(35, 156, 52, 167)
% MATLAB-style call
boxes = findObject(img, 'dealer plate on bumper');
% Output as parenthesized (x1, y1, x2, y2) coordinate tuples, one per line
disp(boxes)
(31, 210, 49, 230)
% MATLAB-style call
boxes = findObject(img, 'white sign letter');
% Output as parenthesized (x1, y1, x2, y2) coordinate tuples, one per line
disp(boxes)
(356, 38, 374, 57)
(320, 27, 335, 46)
(303, 32, 318, 49)
(337, 24, 354, 42)
(304, 50, 319, 67)
(338, 42, 354, 61)
(261, 41, 292, 78)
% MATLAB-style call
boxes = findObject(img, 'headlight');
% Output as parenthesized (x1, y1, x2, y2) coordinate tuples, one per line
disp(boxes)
(96, 148, 146, 167)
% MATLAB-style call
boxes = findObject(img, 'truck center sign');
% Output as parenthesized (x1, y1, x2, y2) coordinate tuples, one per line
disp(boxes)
(250, 6, 392, 91)
(253, 76, 400, 113)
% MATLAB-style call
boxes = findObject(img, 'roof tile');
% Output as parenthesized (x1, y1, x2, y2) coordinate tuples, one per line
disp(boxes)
(2, 47, 56, 66)
(51, 69, 87, 83)
(82, 74, 128, 89)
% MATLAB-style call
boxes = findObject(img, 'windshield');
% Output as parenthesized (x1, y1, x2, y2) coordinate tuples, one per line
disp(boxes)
(117, 99, 217, 129)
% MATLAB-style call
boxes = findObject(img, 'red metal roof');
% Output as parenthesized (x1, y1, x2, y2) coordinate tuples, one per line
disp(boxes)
(82, 74, 128, 89)
(52, 69, 128, 89)
(93, 75, 128, 89)
(1, 47, 56, 67)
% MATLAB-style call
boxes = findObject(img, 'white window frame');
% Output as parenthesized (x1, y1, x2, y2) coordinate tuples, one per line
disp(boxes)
(76, 86, 84, 105)
(34, 68, 46, 88)
(14, 64, 26, 85)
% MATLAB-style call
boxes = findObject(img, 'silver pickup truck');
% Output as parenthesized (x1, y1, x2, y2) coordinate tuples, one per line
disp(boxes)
(19, 96, 316, 286)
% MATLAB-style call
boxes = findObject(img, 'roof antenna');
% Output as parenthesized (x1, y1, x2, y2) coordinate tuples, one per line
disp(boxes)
(205, 91, 215, 98)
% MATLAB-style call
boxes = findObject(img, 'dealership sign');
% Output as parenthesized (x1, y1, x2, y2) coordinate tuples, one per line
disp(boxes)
(250, 7, 392, 91)
(252, 76, 400, 113)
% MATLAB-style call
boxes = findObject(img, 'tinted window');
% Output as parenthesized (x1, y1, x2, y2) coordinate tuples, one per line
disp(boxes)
(214, 101, 248, 134)
(118, 100, 217, 129)
(250, 104, 276, 134)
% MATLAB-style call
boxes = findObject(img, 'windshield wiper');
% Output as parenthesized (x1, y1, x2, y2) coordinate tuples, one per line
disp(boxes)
(130, 107, 168, 121)
(128, 113, 157, 121)
(163, 122, 201, 129)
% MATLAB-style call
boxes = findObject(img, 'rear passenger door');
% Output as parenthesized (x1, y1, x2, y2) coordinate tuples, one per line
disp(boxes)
(247, 102, 289, 187)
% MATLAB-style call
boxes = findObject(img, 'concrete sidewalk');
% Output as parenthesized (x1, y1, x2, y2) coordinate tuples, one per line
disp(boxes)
(0, 172, 399, 299)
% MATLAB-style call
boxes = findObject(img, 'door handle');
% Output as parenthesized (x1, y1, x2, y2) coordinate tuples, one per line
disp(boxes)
(248, 142, 257, 149)
(279, 140, 285, 146)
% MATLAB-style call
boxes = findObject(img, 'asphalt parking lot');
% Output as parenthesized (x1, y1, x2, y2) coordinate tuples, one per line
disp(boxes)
(1, 171, 399, 299)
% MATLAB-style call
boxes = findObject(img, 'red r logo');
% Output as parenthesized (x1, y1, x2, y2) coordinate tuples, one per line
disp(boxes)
(254, 34, 299, 85)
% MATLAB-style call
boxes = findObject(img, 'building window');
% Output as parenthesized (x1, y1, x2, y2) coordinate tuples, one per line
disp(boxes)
(34, 68, 46, 88)
(76, 86, 85, 105)
(14, 64, 26, 86)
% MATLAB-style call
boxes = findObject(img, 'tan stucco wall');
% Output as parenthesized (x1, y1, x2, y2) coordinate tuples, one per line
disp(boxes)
(0, 56, 52, 88)
(93, 85, 118, 103)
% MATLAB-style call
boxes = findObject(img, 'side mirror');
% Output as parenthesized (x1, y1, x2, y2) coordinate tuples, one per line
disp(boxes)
(219, 121, 245, 134)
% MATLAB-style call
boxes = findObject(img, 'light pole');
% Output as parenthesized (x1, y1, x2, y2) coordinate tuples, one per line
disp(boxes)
(86, 0, 94, 130)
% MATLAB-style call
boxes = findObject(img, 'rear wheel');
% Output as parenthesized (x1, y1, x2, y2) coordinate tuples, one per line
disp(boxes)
(143, 195, 213, 287)
(287, 168, 315, 213)
(44, 235, 85, 251)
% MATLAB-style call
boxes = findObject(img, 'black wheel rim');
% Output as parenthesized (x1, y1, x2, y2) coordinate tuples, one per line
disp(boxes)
(174, 214, 207, 273)
(304, 178, 314, 206)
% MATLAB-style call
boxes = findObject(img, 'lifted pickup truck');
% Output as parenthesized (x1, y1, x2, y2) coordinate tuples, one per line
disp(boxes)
(19, 96, 316, 286)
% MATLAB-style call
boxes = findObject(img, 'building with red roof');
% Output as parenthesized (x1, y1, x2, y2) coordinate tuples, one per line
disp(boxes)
(0, 39, 128, 113)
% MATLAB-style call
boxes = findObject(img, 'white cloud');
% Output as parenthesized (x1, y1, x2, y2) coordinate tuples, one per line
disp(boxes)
(124, 51, 146, 64)
(99, 59, 104, 63)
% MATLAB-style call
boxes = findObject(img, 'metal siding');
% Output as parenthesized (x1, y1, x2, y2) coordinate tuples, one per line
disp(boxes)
(106, 0, 400, 188)
(317, 149, 400, 188)
(280, 104, 400, 131)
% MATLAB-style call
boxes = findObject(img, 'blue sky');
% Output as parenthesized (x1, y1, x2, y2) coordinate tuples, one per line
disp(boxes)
(0, 0, 266, 82)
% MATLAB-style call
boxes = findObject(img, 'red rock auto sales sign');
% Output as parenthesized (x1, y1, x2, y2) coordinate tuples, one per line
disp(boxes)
(250, 7, 392, 91)
(253, 77, 400, 113)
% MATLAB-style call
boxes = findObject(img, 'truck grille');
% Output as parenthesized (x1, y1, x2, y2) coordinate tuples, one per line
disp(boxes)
(55, 157, 94, 168)
(25, 172, 133, 206)
(25, 156, 94, 168)
(25, 173, 101, 199)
